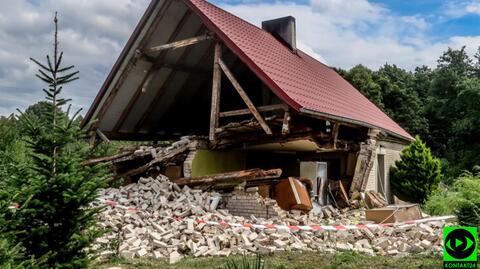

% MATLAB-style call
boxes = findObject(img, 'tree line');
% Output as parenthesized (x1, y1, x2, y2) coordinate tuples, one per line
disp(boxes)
(336, 47, 480, 179)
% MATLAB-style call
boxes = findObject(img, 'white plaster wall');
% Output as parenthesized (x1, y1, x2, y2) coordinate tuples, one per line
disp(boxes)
(364, 140, 406, 202)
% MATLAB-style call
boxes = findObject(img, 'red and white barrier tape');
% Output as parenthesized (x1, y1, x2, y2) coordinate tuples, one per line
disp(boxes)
(195, 215, 455, 231)
(97, 198, 455, 232)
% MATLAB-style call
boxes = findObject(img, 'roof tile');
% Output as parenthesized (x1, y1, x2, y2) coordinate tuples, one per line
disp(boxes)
(186, 0, 413, 140)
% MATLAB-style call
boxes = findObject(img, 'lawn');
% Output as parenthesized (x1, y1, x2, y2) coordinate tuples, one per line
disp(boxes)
(97, 251, 442, 269)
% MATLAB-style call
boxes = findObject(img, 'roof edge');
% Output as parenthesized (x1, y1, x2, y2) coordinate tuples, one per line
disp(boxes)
(299, 108, 414, 142)
(81, 0, 159, 128)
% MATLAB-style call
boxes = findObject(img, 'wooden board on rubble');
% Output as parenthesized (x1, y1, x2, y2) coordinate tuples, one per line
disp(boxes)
(365, 204, 422, 224)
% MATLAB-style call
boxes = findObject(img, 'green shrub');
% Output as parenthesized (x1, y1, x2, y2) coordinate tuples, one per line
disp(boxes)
(225, 254, 266, 269)
(456, 201, 480, 226)
(424, 169, 480, 225)
(390, 137, 442, 203)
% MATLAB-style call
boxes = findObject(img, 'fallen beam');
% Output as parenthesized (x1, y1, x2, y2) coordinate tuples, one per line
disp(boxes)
(149, 34, 212, 52)
(219, 104, 287, 118)
(171, 168, 282, 187)
(118, 140, 192, 178)
(83, 151, 132, 166)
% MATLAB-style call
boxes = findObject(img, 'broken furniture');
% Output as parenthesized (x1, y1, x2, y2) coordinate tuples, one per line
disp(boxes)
(365, 204, 422, 223)
(274, 177, 313, 212)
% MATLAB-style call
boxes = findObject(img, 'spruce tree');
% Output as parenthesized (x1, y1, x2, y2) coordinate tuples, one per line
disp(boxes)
(6, 13, 108, 268)
(390, 137, 442, 203)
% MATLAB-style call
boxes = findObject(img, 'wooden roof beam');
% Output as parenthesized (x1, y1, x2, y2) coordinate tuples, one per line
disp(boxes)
(149, 33, 212, 52)
(219, 103, 287, 118)
(218, 58, 272, 135)
(209, 42, 222, 141)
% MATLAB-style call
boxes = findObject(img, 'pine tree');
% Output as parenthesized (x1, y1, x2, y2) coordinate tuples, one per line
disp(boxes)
(390, 137, 442, 203)
(5, 13, 108, 268)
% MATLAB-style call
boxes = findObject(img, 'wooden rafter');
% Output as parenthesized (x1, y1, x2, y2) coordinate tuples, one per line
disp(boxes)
(219, 103, 287, 118)
(149, 34, 212, 52)
(282, 111, 291, 135)
(96, 129, 110, 143)
(155, 62, 210, 75)
(218, 58, 272, 135)
(331, 123, 340, 149)
(93, 0, 172, 130)
(133, 26, 207, 133)
(112, 70, 153, 132)
(151, 42, 215, 134)
(209, 42, 222, 141)
(112, 9, 192, 133)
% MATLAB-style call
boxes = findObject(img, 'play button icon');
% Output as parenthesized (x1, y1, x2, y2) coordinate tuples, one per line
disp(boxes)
(445, 228, 476, 260)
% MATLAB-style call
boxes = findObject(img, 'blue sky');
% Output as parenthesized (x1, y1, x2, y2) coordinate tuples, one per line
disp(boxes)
(0, 0, 479, 116)
(373, 0, 480, 39)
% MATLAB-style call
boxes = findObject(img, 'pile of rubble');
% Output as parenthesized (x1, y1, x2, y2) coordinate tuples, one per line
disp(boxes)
(93, 175, 449, 263)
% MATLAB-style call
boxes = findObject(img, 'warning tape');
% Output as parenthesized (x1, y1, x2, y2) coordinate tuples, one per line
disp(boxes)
(195, 215, 455, 231)
(97, 198, 455, 232)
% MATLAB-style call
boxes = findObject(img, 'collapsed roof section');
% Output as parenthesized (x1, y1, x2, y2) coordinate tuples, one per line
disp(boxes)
(82, 0, 413, 141)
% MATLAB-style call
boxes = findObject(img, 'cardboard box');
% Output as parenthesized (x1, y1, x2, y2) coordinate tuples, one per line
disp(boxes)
(365, 204, 422, 224)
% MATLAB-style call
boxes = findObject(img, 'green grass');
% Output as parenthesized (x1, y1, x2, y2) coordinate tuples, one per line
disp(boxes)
(96, 251, 442, 269)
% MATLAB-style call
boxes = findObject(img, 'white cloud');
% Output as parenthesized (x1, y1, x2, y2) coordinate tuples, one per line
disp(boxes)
(0, 0, 479, 116)
(219, 0, 479, 70)
(444, 0, 480, 17)
(309, 0, 386, 25)
(0, 0, 147, 116)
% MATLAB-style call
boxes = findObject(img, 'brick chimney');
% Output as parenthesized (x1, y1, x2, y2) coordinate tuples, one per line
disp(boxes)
(262, 16, 296, 51)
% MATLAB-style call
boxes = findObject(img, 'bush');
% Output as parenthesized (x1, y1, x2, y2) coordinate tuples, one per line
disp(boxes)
(390, 137, 442, 203)
(424, 169, 480, 225)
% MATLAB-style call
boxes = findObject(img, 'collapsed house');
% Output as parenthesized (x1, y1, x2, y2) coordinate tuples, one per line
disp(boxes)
(82, 0, 414, 214)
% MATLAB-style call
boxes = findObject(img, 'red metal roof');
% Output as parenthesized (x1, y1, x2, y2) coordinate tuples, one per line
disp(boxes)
(184, 0, 413, 140)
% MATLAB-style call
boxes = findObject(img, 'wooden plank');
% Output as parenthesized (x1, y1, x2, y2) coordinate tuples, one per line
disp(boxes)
(156, 62, 210, 75)
(132, 69, 176, 132)
(118, 140, 191, 178)
(93, 0, 172, 129)
(219, 103, 287, 117)
(112, 70, 153, 132)
(331, 123, 340, 149)
(339, 180, 350, 205)
(209, 42, 222, 141)
(281, 111, 291, 135)
(151, 41, 214, 134)
(218, 58, 272, 135)
(134, 26, 206, 133)
(83, 151, 132, 166)
(141, 71, 156, 93)
(172, 168, 282, 187)
(149, 34, 212, 52)
(89, 130, 97, 146)
(112, 9, 191, 133)
(96, 129, 110, 143)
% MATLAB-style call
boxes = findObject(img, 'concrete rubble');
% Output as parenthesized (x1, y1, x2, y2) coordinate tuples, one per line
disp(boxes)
(93, 175, 450, 263)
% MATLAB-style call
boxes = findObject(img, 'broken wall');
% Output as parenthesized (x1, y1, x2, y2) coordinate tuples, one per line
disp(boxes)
(190, 149, 246, 177)
(364, 140, 406, 203)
